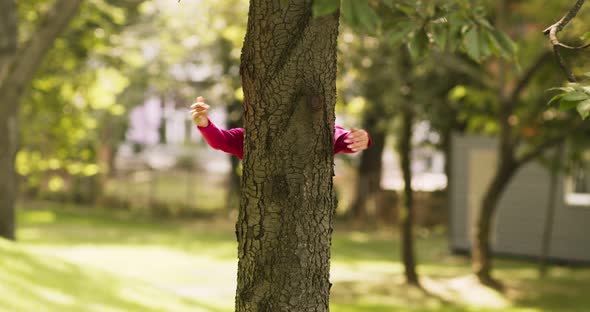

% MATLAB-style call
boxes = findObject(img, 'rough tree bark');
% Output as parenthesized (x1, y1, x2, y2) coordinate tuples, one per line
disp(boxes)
(0, 0, 82, 240)
(235, 1, 340, 311)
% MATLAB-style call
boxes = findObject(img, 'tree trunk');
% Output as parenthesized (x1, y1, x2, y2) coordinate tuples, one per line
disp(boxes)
(398, 105, 419, 286)
(226, 98, 243, 212)
(397, 45, 419, 286)
(349, 113, 385, 222)
(0, 0, 82, 240)
(0, 0, 18, 240)
(473, 159, 517, 285)
(236, 1, 340, 311)
(0, 94, 18, 241)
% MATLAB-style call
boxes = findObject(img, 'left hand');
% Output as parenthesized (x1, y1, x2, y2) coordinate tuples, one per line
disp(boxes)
(344, 127, 370, 152)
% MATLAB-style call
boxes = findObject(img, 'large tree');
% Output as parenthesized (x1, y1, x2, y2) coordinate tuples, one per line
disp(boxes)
(235, 0, 340, 310)
(0, 0, 82, 240)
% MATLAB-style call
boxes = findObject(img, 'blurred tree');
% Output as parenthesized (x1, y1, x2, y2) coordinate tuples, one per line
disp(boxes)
(338, 32, 396, 223)
(397, 45, 420, 285)
(235, 1, 339, 310)
(17, 0, 144, 205)
(450, 0, 590, 286)
(332, 0, 516, 286)
(0, 0, 82, 240)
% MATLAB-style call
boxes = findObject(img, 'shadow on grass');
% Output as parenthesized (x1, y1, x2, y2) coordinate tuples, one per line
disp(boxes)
(14, 202, 590, 312)
(0, 239, 225, 312)
(506, 272, 590, 312)
(331, 270, 590, 312)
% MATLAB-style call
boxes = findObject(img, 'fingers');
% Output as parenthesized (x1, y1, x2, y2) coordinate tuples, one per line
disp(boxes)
(190, 110, 207, 120)
(348, 139, 369, 151)
(344, 128, 368, 151)
(190, 102, 209, 111)
(190, 96, 208, 109)
(344, 129, 367, 143)
(189, 96, 209, 118)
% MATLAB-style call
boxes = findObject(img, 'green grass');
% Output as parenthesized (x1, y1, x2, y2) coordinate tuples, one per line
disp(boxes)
(3, 201, 590, 311)
(0, 239, 225, 312)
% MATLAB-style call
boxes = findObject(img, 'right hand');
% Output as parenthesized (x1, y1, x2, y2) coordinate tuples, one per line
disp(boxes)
(190, 96, 210, 127)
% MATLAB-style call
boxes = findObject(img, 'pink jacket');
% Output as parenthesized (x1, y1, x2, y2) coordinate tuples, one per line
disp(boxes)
(197, 118, 369, 159)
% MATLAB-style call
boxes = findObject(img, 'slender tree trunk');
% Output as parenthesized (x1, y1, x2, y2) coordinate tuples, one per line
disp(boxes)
(0, 94, 18, 241)
(473, 159, 517, 285)
(0, 0, 18, 240)
(398, 106, 419, 286)
(236, 1, 340, 311)
(539, 145, 563, 277)
(349, 113, 385, 222)
(226, 98, 243, 212)
(396, 45, 419, 286)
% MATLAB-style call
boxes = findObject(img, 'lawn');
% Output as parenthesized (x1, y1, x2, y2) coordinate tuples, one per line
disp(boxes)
(2, 200, 589, 311)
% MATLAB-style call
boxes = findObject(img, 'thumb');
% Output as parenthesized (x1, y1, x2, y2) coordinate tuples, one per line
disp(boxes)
(197, 96, 205, 103)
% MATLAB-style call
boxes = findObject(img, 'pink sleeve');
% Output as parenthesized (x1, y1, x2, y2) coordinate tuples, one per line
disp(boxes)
(197, 118, 244, 159)
(333, 125, 372, 154)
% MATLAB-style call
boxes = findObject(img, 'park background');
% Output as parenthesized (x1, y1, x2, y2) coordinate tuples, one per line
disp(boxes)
(1, 0, 590, 311)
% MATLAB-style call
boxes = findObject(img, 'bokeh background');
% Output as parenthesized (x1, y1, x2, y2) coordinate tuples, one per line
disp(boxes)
(1, 0, 590, 311)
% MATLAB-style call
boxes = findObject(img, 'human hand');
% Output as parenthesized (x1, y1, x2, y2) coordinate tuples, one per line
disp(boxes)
(344, 127, 370, 152)
(190, 96, 210, 127)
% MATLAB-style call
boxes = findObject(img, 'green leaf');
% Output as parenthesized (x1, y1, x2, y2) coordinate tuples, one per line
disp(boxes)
(410, 28, 429, 59)
(341, 0, 356, 27)
(341, 0, 379, 34)
(431, 23, 448, 49)
(577, 99, 590, 119)
(547, 93, 565, 106)
(492, 29, 516, 58)
(581, 32, 590, 41)
(584, 72, 590, 79)
(562, 91, 590, 102)
(478, 28, 491, 58)
(475, 16, 494, 30)
(485, 29, 501, 56)
(396, 4, 416, 16)
(313, 0, 339, 17)
(353, 0, 380, 34)
(547, 86, 575, 93)
(464, 26, 480, 61)
(382, 0, 396, 10)
(560, 100, 580, 111)
(387, 21, 416, 46)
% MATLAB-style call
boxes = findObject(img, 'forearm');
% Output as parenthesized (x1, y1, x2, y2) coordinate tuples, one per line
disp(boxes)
(197, 118, 244, 158)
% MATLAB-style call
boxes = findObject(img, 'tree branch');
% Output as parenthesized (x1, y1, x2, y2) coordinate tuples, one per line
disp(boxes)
(431, 52, 495, 90)
(555, 41, 590, 50)
(508, 51, 552, 104)
(543, 0, 586, 35)
(543, 0, 586, 82)
(516, 122, 581, 166)
(0, 0, 17, 87)
(8, 0, 83, 94)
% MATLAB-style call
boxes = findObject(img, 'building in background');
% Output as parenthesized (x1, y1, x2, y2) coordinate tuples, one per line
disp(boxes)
(450, 134, 590, 263)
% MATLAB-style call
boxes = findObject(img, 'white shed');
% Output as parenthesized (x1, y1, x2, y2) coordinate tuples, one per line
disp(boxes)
(450, 134, 590, 263)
